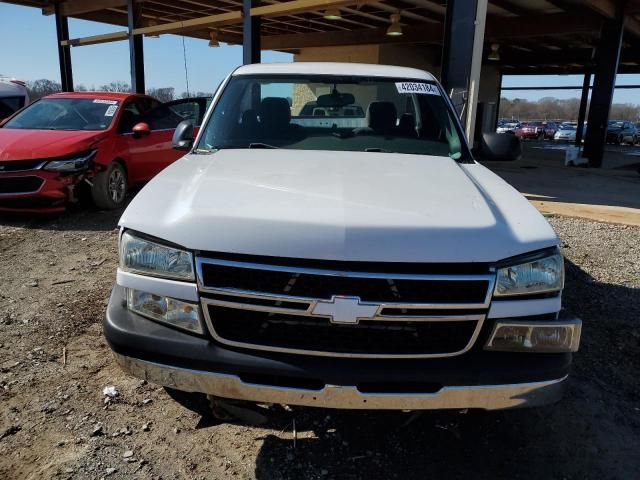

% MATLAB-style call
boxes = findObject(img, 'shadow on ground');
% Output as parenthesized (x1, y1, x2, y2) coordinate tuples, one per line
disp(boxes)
(0, 195, 134, 232)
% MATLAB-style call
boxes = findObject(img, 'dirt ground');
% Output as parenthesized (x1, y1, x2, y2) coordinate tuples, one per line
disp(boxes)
(0, 206, 639, 480)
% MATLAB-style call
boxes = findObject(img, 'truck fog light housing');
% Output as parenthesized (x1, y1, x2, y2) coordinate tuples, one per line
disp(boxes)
(485, 320, 581, 353)
(127, 288, 203, 334)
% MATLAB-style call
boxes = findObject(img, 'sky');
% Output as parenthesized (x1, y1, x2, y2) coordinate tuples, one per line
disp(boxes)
(1, 2, 639, 104)
(0, 3, 291, 94)
(502, 74, 640, 104)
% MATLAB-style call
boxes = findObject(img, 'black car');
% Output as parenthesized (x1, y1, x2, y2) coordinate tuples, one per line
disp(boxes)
(606, 120, 637, 145)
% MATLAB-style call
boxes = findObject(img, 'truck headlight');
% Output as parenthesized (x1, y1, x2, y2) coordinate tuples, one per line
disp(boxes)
(494, 252, 564, 297)
(44, 150, 96, 172)
(120, 230, 194, 281)
(127, 288, 203, 334)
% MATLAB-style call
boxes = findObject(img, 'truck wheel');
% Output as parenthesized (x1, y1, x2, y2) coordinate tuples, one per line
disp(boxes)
(91, 162, 127, 210)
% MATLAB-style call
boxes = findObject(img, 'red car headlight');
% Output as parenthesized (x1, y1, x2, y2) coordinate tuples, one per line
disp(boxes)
(44, 150, 96, 173)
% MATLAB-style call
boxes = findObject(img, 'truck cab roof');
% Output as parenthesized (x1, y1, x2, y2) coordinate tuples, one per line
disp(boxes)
(233, 62, 437, 81)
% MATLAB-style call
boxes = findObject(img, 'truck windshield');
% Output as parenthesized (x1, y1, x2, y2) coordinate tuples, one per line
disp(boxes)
(3, 98, 119, 131)
(197, 75, 467, 160)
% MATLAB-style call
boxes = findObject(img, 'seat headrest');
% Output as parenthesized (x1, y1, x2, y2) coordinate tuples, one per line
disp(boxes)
(241, 109, 258, 126)
(367, 101, 397, 132)
(259, 97, 291, 128)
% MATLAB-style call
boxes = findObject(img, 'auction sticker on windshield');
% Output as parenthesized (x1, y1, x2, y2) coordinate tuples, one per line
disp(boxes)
(104, 105, 118, 116)
(395, 82, 440, 95)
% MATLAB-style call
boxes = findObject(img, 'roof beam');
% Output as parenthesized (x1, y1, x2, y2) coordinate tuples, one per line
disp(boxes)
(43, 0, 132, 16)
(259, 12, 603, 50)
(488, 0, 535, 16)
(549, 0, 640, 38)
(584, 0, 640, 38)
(249, 0, 378, 17)
(262, 22, 444, 49)
(132, 10, 242, 35)
(61, 30, 129, 47)
(485, 13, 602, 40)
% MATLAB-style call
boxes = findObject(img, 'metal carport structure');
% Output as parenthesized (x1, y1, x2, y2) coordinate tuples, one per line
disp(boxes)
(5, 0, 640, 167)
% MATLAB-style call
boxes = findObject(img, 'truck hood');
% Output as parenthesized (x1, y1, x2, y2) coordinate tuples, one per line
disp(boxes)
(0, 128, 105, 161)
(119, 150, 558, 263)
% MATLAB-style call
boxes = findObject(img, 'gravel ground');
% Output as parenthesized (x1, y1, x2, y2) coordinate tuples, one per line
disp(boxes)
(0, 209, 638, 480)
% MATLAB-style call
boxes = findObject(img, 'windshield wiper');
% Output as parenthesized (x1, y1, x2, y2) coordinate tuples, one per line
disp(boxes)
(193, 148, 214, 154)
(364, 147, 391, 153)
(215, 143, 279, 150)
(248, 143, 279, 149)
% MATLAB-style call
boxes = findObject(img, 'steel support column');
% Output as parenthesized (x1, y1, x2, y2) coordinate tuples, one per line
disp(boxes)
(54, 3, 73, 92)
(464, 0, 488, 145)
(127, 0, 145, 94)
(243, 0, 261, 64)
(575, 72, 591, 148)
(583, 2, 625, 167)
(441, 0, 487, 144)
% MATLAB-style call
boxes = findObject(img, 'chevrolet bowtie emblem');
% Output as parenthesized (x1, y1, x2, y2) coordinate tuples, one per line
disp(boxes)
(311, 296, 379, 324)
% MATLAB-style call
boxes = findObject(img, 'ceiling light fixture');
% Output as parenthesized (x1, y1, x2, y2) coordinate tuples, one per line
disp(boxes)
(386, 13, 403, 36)
(488, 43, 500, 61)
(323, 8, 341, 20)
(208, 30, 220, 48)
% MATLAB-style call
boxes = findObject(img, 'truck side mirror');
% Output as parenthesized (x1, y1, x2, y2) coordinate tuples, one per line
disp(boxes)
(475, 132, 522, 162)
(172, 120, 194, 151)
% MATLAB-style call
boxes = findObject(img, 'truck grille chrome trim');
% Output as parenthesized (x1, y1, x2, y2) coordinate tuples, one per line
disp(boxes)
(115, 353, 568, 410)
(196, 257, 495, 358)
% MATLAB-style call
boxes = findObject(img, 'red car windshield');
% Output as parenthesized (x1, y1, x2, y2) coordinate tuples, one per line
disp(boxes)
(3, 98, 120, 131)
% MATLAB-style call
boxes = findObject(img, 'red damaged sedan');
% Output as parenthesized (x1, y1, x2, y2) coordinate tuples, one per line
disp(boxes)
(0, 92, 207, 212)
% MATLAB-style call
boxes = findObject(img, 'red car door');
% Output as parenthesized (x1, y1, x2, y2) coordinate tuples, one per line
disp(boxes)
(121, 98, 207, 183)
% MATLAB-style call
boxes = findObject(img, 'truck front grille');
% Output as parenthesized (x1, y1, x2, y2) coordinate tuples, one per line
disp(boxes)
(209, 305, 479, 356)
(0, 176, 44, 195)
(197, 256, 495, 358)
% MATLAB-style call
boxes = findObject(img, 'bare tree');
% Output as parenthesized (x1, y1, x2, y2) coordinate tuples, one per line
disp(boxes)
(147, 87, 175, 102)
(99, 81, 131, 93)
(27, 79, 62, 100)
(179, 90, 212, 99)
(500, 96, 640, 122)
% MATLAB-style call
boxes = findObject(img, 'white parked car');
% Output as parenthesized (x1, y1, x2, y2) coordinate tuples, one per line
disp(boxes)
(105, 63, 580, 416)
(0, 77, 29, 120)
(496, 122, 519, 134)
(554, 125, 577, 142)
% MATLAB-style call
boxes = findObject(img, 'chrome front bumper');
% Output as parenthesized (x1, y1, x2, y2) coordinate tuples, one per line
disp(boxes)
(115, 353, 567, 411)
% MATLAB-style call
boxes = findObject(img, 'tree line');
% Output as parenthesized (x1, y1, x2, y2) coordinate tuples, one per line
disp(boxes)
(26, 79, 212, 102)
(499, 96, 640, 122)
(25, 79, 640, 122)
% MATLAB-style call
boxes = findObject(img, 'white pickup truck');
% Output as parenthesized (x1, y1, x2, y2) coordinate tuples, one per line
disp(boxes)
(105, 63, 581, 415)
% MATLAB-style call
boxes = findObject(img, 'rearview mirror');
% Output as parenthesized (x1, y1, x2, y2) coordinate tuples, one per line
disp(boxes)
(172, 120, 194, 151)
(132, 122, 151, 138)
(317, 92, 356, 108)
(476, 132, 522, 162)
